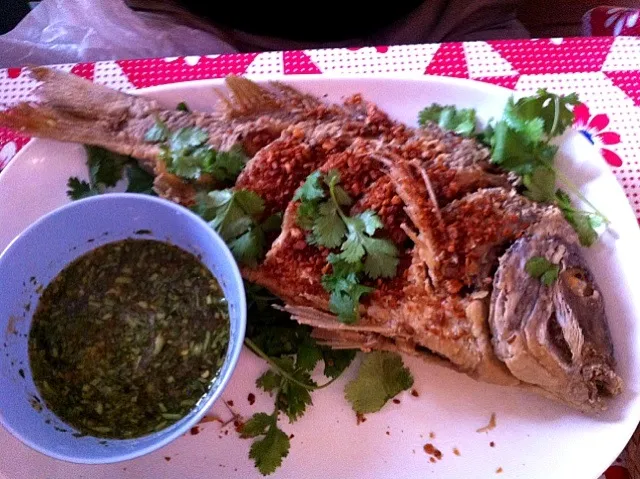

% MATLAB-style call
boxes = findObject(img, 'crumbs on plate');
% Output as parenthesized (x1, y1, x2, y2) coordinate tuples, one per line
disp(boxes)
(477, 413, 497, 433)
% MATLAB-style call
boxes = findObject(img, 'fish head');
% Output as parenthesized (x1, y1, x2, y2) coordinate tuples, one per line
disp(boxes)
(489, 215, 623, 412)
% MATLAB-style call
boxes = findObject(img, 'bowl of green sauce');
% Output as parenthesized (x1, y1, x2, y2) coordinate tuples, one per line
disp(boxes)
(0, 193, 246, 463)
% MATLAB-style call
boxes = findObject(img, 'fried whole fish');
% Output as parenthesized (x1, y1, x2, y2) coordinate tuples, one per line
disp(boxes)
(0, 67, 623, 412)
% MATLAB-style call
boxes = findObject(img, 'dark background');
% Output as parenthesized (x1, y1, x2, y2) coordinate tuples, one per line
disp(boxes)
(0, 0, 31, 34)
(2, 1, 640, 38)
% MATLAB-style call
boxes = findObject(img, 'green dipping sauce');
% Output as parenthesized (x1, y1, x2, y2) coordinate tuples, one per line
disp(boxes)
(28, 239, 230, 439)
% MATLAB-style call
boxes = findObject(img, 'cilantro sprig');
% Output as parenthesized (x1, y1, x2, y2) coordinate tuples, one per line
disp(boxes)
(144, 119, 247, 182)
(487, 90, 609, 246)
(418, 103, 477, 137)
(242, 286, 357, 475)
(242, 286, 412, 476)
(294, 170, 399, 323)
(555, 189, 602, 246)
(195, 189, 281, 267)
(419, 89, 609, 247)
(67, 146, 156, 200)
(240, 410, 290, 476)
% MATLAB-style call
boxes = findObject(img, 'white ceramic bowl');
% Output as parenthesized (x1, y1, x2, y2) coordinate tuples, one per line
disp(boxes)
(0, 193, 246, 463)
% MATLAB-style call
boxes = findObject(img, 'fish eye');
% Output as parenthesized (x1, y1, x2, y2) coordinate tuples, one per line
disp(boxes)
(563, 267, 594, 297)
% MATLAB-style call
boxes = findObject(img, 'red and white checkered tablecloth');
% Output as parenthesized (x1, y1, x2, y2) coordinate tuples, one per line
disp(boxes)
(0, 36, 637, 477)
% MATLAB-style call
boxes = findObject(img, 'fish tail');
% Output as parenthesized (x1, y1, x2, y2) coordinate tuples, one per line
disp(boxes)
(28, 66, 157, 120)
(0, 68, 160, 167)
(0, 103, 104, 143)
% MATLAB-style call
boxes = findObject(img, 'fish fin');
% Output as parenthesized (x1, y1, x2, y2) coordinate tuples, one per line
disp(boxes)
(217, 76, 281, 118)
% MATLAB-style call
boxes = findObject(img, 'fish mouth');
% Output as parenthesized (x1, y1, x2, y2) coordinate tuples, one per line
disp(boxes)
(489, 217, 623, 411)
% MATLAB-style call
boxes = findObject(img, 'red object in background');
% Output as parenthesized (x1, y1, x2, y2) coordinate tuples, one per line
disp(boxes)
(604, 464, 631, 479)
(584, 7, 640, 36)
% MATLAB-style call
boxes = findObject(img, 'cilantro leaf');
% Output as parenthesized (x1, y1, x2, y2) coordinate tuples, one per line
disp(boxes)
(489, 121, 538, 174)
(331, 186, 352, 207)
(245, 286, 317, 358)
(296, 201, 318, 231)
(240, 413, 273, 438)
(209, 145, 248, 182)
(555, 189, 599, 247)
(248, 418, 290, 476)
(296, 337, 323, 372)
(321, 348, 357, 379)
(525, 256, 560, 286)
(125, 164, 156, 195)
(554, 188, 572, 210)
(67, 146, 158, 201)
(232, 189, 266, 217)
(85, 145, 129, 188)
(328, 286, 370, 324)
(170, 126, 209, 148)
(323, 170, 352, 206)
(198, 189, 260, 240)
(508, 89, 580, 138)
(362, 236, 399, 279)
(541, 268, 560, 286)
(276, 377, 313, 423)
(503, 97, 546, 143)
(241, 410, 291, 476)
(322, 256, 373, 323)
(293, 171, 324, 202)
(257, 370, 281, 394)
(151, 121, 248, 182)
(523, 166, 556, 203)
(273, 357, 316, 422)
(262, 213, 283, 233)
(256, 357, 315, 423)
(176, 101, 190, 112)
(66, 177, 96, 200)
(161, 134, 213, 180)
(195, 189, 276, 266)
(294, 170, 352, 248)
(229, 228, 266, 267)
(488, 90, 579, 174)
(344, 351, 414, 414)
(144, 118, 169, 143)
(313, 201, 346, 248)
(525, 256, 554, 277)
(565, 210, 598, 247)
(358, 209, 383, 235)
(339, 213, 398, 278)
(588, 214, 604, 229)
(418, 104, 477, 137)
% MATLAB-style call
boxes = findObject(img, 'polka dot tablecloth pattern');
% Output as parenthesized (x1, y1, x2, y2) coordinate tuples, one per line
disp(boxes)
(1, 37, 639, 220)
(0, 37, 638, 477)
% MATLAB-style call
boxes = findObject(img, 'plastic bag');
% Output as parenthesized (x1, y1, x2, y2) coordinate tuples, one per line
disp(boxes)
(0, 0, 238, 68)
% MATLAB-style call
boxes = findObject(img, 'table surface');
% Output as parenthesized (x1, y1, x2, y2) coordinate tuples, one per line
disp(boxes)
(0, 36, 638, 479)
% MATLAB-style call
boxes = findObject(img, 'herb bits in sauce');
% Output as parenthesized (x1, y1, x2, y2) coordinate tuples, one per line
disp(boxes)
(28, 239, 230, 439)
